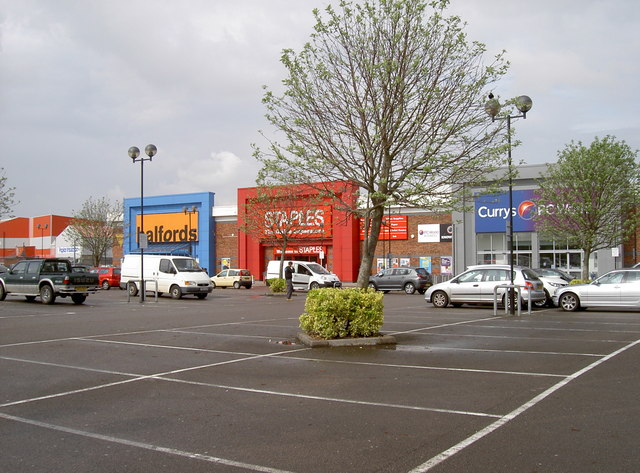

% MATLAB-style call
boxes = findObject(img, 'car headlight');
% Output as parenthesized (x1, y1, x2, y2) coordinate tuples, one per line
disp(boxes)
(548, 282, 566, 288)
(185, 281, 195, 286)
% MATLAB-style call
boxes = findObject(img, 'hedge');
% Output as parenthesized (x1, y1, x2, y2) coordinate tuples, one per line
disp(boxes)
(299, 288, 384, 339)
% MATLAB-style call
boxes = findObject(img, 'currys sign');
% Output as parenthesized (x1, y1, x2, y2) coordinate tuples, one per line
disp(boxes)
(475, 189, 540, 233)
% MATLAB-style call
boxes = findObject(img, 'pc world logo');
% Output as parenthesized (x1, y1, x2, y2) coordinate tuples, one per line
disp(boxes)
(518, 200, 537, 220)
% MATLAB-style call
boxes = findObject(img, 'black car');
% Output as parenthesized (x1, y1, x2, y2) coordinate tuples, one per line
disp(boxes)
(368, 267, 432, 294)
(0, 264, 10, 273)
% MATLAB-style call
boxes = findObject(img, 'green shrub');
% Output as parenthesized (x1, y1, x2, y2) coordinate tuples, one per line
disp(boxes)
(299, 288, 384, 339)
(268, 278, 286, 293)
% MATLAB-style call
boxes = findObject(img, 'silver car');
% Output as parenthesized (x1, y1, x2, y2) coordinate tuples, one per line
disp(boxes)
(425, 264, 546, 308)
(553, 268, 640, 311)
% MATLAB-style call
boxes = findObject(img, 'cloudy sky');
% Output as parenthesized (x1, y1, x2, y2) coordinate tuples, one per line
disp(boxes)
(1, 0, 639, 218)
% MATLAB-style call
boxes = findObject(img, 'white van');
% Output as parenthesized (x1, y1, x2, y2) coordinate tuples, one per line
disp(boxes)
(266, 260, 341, 291)
(120, 254, 213, 299)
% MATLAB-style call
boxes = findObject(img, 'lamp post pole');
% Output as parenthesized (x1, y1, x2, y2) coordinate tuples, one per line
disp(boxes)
(183, 205, 197, 255)
(37, 223, 48, 257)
(128, 144, 157, 303)
(485, 94, 533, 315)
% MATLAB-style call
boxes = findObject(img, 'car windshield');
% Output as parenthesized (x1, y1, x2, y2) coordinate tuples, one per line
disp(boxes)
(306, 263, 330, 275)
(415, 268, 429, 277)
(173, 258, 203, 272)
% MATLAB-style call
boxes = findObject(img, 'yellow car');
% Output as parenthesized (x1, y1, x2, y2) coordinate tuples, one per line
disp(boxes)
(211, 269, 253, 289)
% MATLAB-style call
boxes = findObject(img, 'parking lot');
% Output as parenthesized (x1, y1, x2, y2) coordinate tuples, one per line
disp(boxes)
(1, 286, 639, 472)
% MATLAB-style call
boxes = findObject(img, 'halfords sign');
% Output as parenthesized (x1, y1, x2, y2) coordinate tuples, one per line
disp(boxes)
(135, 212, 198, 243)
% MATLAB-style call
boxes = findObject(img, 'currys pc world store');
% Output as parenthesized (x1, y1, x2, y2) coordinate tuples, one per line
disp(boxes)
(452, 164, 621, 279)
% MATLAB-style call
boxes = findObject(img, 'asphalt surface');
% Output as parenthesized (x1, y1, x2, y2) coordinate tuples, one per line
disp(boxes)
(1, 285, 639, 472)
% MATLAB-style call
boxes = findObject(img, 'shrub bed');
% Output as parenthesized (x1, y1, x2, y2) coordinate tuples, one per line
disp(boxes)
(299, 288, 384, 339)
(267, 278, 286, 293)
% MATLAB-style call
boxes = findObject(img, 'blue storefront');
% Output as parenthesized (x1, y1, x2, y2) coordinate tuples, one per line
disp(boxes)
(123, 192, 216, 274)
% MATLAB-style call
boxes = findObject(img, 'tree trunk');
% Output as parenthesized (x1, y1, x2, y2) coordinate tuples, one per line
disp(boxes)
(356, 205, 385, 288)
(582, 249, 591, 280)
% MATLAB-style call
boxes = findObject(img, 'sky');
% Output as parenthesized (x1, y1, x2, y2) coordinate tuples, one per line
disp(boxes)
(1, 0, 639, 218)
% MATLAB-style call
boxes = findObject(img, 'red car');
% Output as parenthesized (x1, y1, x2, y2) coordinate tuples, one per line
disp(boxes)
(95, 266, 121, 290)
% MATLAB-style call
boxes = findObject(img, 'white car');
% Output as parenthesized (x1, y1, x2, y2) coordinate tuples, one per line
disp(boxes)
(534, 275, 569, 307)
(425, 264, 546, 308)
(553, 268, 640, 311)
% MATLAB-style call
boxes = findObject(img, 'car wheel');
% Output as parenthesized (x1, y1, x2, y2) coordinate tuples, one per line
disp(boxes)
(170, 285, 182, 299)
(233, 281, 240, 289)
(196, 294, 207, 299)
(71, 294, 87, 304)
(559, 292, 580, 312)
(534, 290, 550, 308)
(431, 290, 449, 308)
(211, 281, 216, 289)
(246, 284, 252, 289)
(128, 282, 139, 297)
(0, 283, 7, 301)
(404, 282, 416, 294)
(368, 282, 377, 291)
(25, 296, 36, 302)
(417, 288, 426, 295)
(40, 285, 56, 305)
(309, 282, 320, 290)
(102, 280, 110, 290)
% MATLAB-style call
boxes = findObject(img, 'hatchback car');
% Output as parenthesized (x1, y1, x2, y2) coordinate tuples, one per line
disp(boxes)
(211, 269, 253, 289)
(553, 268, 640, 311)
(95, 266, 121, 290)
(425, 264, 546, 308)
(368, 267, 432, 294)
(531, 270, 569, 307)
(532, 268, 574, 283)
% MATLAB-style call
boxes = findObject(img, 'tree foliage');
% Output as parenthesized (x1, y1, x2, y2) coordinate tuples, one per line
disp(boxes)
(254, 0, 510, 286)
(67, 197, 122, 267)
(534, 136, 640, 279)
(0, 168, 18, 219)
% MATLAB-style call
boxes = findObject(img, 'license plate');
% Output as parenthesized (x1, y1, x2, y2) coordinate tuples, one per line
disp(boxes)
(75, 286, 87, 291)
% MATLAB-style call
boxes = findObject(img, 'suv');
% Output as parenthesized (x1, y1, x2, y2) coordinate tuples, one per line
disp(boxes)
(425, 264, 545, 308)
(368, 267, 432, 294)
(211, 269, 253, 289)
(95, 266, 121, 290)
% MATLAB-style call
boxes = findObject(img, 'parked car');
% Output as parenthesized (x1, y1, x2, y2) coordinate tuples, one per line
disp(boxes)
(95, 266, 121, 290)
(425, 264, 546, 308)
(531, 270, 570, 307)
(368, 267, 432, 294)
(552, 268, 640, 311)
(211, 269, 253, 289)
(532, 268, 574, 283)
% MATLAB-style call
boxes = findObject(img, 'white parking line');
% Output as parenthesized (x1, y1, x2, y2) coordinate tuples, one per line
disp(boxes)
(407, 337, 640, 472)
(0, 412, 295, 473)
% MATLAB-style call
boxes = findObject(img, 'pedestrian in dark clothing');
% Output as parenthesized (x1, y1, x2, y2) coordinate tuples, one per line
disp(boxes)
(284, 261, 294, 300)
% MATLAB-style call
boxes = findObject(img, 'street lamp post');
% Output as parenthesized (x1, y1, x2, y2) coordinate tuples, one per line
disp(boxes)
(37, 223, 48, 257)
(183, 205, 197, 255)
(485, 93, 533, 315)
(128, 144, 157, 302)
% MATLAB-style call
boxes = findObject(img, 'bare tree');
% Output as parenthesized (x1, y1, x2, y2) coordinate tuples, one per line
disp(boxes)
(254, 0, 510, 286)
(66, 197, 122, 267)
(0, 168, 18, 219)
(535, 136, 640, 279)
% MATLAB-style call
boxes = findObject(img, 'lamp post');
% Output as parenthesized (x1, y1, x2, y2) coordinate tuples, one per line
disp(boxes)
(485, 93, 533, 314)
(183, 205, 197, 255)
(128, 144, 157, 302)
(37, 223, 48, 257)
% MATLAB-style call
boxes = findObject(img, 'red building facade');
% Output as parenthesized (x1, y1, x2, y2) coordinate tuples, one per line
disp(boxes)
(237, 181, 361, 282)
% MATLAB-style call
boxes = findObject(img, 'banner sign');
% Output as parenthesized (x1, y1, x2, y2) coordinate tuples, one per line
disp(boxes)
(360, 215, 408, 240)
(275, 245, 325, 255)
(136, 212, 199, 243)
(475, 189, 539, 233)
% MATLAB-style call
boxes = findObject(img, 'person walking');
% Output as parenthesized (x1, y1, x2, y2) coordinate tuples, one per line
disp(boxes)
(284, 261, 294, 300)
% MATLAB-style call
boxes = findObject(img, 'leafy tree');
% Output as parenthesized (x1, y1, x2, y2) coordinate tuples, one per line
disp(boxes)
(66, 197, 122, 267)
(254, 0, 510, 286)
(534, 136, 640, 279)
(0, 167, 18, 219)
(239, 185, 329, 278)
